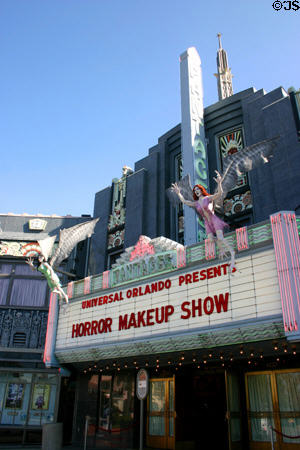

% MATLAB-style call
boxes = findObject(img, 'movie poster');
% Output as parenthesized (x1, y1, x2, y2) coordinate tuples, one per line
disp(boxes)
(31, 384, 51, 410)
(5, 383, 25, 409)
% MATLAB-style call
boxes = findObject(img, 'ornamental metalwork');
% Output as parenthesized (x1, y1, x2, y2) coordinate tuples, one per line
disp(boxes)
(0, 308, 48, 349)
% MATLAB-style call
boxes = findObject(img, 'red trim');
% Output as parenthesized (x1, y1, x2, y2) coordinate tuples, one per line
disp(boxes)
(43, 292, 56, 364)
(84, 276, 91, 295)
(103, 271, 110, 289)
(284, 214, 300, 317)
(177, 247, 186, 268)
(278, 216, 297, 329)
(236, 226, 248, 251)
(272, 427, 300, 439)
(271, 215, 290, 331)
(271, 212, 300, 333)
(205, 239, 215, 260)
(67, 281, 74, 299)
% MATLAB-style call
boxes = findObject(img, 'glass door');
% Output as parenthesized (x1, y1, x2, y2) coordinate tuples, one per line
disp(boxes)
(226, 371, 243, 450)
(275, 371, 300, 448)
(245, 369, 300, 450)
(245, 372, 275, 448)
(146, 377, 175, 449)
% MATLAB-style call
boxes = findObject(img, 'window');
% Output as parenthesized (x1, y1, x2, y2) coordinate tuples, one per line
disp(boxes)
(0, 262, 48, 307)
(246, 370, 300, 445)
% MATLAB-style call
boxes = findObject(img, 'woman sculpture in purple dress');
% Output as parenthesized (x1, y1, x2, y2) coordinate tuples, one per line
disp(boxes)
(171, 171, 235, 271)
(168, 137, 280, 272)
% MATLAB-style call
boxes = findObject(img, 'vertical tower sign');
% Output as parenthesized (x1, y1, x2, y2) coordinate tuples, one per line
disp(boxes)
(180, 47, 209, 245)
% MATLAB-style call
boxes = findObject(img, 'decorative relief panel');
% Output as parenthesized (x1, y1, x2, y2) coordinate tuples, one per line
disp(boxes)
(0, 309, 48, 349)
(223, 191, 253, 216)
(0, 241, 41, 257)
(28, 219, 47, 231)
(107, 167, 132, 251)
(107, 230, 125, 250)
(107, 174, 128, 232)
(218, 129, 247, 190)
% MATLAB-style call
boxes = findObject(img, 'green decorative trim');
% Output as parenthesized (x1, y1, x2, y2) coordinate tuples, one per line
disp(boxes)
(64, 216, 299, 300)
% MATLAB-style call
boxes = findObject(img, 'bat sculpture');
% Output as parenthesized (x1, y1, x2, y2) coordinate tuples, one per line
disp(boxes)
(27, 218, 99, 303)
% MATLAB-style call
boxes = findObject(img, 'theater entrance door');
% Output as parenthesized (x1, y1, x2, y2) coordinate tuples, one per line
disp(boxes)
(146, 377, 175, 449)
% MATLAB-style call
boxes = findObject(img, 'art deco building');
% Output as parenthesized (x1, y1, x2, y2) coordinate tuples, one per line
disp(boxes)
(89, 42, 300, 274)
(49, 42, 300, 450)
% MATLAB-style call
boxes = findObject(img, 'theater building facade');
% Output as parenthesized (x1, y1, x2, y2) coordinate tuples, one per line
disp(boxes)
(48, 211, 300, 450)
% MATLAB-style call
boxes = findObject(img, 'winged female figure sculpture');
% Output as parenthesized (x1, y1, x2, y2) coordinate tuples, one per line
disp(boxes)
(167, 136, 280, 272)
(27, 218, 99, 303)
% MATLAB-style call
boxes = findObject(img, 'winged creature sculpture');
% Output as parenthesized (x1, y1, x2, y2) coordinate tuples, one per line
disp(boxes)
(167, 136, 280, 272)
(27, 218, 99, 303)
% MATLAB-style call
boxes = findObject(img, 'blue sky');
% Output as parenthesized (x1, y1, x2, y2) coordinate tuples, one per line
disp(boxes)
(1, 0, 299, 217)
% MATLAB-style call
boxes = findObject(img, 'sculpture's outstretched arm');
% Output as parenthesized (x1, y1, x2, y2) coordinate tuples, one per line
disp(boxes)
(171, 183, 195, 207)
(209, 171, 223, 203)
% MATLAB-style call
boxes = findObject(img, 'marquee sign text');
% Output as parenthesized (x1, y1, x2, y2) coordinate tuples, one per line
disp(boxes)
(72, 292, 229, 338)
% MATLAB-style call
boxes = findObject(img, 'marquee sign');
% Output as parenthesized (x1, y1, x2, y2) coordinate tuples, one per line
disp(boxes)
(111, 251, 177, 286)
(55, 248, 282, 363)
(109, 236, 184, 287)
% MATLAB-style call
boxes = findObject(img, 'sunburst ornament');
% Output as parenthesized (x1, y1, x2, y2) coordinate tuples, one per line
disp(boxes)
(219, 129, 247, 189)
